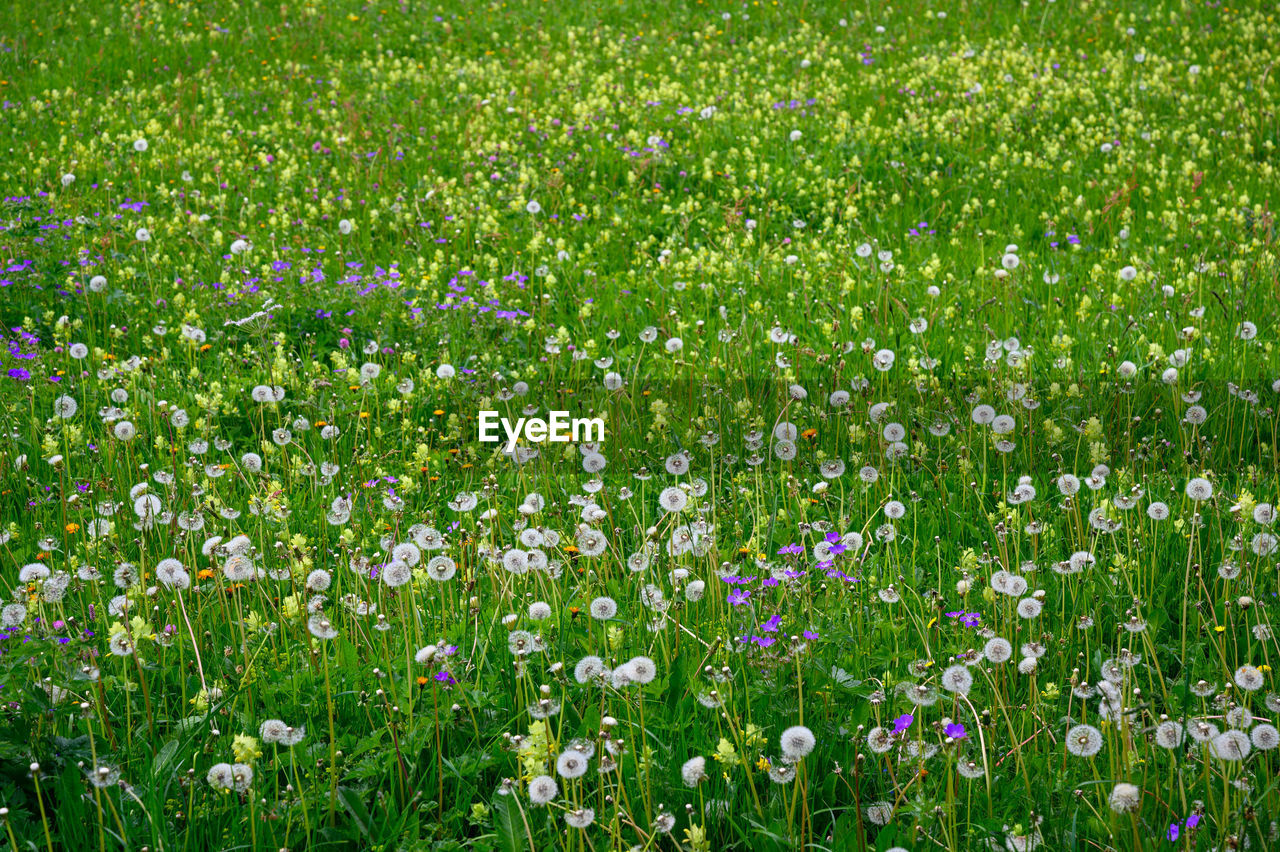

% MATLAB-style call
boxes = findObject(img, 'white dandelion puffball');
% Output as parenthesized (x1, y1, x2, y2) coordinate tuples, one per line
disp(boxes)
(681, 756, 708, 787)
(1185, 477, 1213, 501)
(527, 774, 557, 805)
(779, 725, 816, 760)
(1108, 782, 1140, 814)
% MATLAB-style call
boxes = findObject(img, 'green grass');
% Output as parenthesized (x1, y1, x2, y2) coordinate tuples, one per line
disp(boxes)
(0, 0, 1279, 849)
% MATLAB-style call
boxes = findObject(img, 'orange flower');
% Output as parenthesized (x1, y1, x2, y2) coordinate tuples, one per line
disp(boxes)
(65, 522, 80, 534)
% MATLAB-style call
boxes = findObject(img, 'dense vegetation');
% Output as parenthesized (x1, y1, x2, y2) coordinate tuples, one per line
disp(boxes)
(1, 0, 1278, 849)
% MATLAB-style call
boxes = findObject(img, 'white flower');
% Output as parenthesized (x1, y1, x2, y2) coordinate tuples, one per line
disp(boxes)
(527, 775, 557, 805)
(681, 756, 707, 787)
(779, 725, 816, 760)
(1108, 782, 1140, 814)
(53, 395, 78, 419)
(556, 751, 589, 779)
(1185, 477, 1214, 501)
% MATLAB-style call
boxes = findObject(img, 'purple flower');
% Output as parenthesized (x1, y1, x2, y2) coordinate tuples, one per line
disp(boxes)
(727, 589, 751, 606)
(1167, 824, 1179, 842)
(760, 614, 782, 633)
(1186, 815, 1200, 829)
(944, 723, 966, 740)
(892, 714, 914, 734)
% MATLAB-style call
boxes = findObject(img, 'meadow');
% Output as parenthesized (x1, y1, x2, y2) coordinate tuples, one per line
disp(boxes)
(0, 0, 1279, 849)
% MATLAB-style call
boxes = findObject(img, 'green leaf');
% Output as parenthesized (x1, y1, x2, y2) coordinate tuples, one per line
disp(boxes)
(491, 793, 526, 852)
(338, 786, 373, 838)
(151, 739, 181, 778)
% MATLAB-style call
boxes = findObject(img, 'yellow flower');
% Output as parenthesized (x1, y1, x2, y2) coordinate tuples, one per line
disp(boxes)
(232, 734, 262, 765)
(684, 825, 710, 852)
(713, 737, 739, 767)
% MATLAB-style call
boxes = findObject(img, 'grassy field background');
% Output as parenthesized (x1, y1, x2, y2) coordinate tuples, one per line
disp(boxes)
(0, 0, 1279, 849)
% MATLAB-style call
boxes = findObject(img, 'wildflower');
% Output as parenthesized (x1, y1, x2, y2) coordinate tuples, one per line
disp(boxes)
(1251, 724, 1280, 750)
(1065, 724, 1103, 757)
(555, 751, 589, 779)
(866, 727, 893, 753)
(681, 756, 708, 787)
(865, 801, 893, 825)
(983, 637, 1013, 664)
(307, 615, 338, 640)
(232, 734, 262, 764)
(206, 763, 234, 790)
(425, 555, 457, 581)
(1108, 782, 1140, 814)
(1210, 730, 1251, 761)
(155, 558, 190, 590)
(1185, 477, 1214, 501)
(934, 663, 972, 696)
(779, 725, 816, 760)
(1235, 665, 1265, 691)
(589, 596, 617, 620)
(527, 775, 557, 805)
(627, 656, 657, 684)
